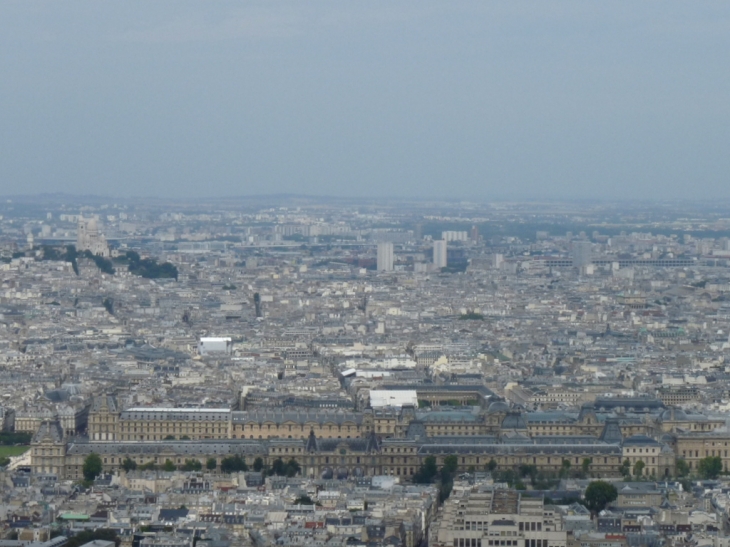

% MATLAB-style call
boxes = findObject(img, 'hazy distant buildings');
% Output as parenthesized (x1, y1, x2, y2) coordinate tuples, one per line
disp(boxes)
(442, 230, 468, 242)
(433, 240, 447, 268)
(377, 242, 394, 271)
(572, 240, 592, 268)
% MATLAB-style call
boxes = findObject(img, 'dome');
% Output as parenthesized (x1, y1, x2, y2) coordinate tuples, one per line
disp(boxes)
(501, 411, 528, 430)
(659, 433, 676, 444)
(87, 218, 98, 232)
(661, 407, 688, 421)
(487, 401, 510, 414)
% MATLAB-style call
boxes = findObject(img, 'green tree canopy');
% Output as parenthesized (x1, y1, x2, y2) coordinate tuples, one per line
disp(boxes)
(620, 459, 631, 477)
(634, 460, 645, 478)
(162, 459, 176, 472)
(83, 453, 103, 482)
(267, 458, 300, 477)
(443, 455, 459, 475)
(294, 495, 314, 505)
(584, 481, 618, 515)
(121, 458, 137, 472)
(221, 455, 248, 473)
(582, 458, 592, 475)
(206, 458, 217, 471)
(413, 456, 438, 484)
(675, 459, 689, 478)
(253, 457, 264, 472)
(698, 456, 723, 480)
(182, 459, 202, 471)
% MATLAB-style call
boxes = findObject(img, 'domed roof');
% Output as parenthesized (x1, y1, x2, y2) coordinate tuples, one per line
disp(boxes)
(661, 407, 688, 421)
(488, 401, 510, 414)
(501, 411, 528, 430)
(659, 432, 676, 444)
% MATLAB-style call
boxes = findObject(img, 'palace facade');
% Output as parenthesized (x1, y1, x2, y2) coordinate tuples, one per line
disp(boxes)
(33, 396, 723, 481)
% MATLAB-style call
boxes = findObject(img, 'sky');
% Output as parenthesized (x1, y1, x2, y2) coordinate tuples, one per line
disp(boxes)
(1, 1, 729, 201)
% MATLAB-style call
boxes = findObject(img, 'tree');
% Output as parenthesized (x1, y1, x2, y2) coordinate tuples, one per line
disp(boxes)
(443, 455, 459, 475)
(163, 435, 175, 440)
(253, 457, 264, 472)
(269, 458, 285, 476)
(206, 458, 217, 471)
(294, 495, 314, 505)
(698, 456, 723, 480)
(675, 458, 689, 478)
(182, 459, 202, 471)
(162, 459, 176, 472)
(221, 455, 248, 473)
(413, 456, 439, 484)
(285, 458, 301, 477)
(620, 459, 631, 477)
(633, 460, 645, 478)
(583, 481, 618, 515)
(486, 459, 498, 473)
(560, 459, 571, 478)
(518, 464, 538, 482)
(121, 458, 137, 472)
(582, 458, 592, 476)
(83, 453, 103, 482)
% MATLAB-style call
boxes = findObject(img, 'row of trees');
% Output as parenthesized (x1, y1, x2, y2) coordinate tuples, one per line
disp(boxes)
(84, 453, 301, 481)
(0, 431, 32, 445)
(125, 250, 178, 280)
(39, 245, 178, 280)
(617, 456, 723, 481)
(676, 456, 723, 480)
(413, 455, 459, 502)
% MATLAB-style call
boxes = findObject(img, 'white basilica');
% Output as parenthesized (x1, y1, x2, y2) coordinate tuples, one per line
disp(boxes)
(76, 217, 110, 257)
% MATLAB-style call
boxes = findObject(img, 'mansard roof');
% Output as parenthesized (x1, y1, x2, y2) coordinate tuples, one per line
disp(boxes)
(32, 420, 64, 444)
(66, 439, 265, 456)
(91, 395, 117, 413)
(231, 410, 362, 425)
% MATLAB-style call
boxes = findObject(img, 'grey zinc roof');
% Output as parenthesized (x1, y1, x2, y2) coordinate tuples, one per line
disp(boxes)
(32, 420, 64, 444)
(91, 395, 117, 413)
(231, 410, 362, 425)
(66, 439, 265, 456)
(120, 408, 230, 421)
(501, 412, 528, 430)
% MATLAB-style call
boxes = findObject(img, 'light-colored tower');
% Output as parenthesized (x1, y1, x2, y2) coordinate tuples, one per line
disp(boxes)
(377, 242, 394, 271)
(572, 240, 592, 268)
(433, 240, 447, 268)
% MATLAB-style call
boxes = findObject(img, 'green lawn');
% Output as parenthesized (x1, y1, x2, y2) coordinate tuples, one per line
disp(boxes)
(0, 446, 30, 458)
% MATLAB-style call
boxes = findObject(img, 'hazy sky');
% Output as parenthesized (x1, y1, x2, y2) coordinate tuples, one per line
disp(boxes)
(1, 1, 729, 200)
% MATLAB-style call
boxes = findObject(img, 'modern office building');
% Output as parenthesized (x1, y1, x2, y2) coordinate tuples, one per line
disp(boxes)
(433, 240, 448, 268)
(431, 489, 567, 547)
(377, 242, 394, 271)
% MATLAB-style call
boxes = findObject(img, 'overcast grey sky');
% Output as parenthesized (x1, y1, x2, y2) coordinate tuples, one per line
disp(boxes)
(1, 1, 729, 200)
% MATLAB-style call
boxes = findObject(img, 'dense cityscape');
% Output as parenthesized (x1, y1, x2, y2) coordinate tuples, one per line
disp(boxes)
(3, 196, 730, 547)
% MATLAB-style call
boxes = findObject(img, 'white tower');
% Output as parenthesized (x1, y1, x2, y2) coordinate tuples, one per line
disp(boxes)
(433, 240, 447, 268)
(572, 240, 592, 268)
(377, 242, 394, 271)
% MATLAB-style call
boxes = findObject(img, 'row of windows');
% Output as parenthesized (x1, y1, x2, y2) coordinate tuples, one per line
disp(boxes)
(682, 449, 730, 458)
